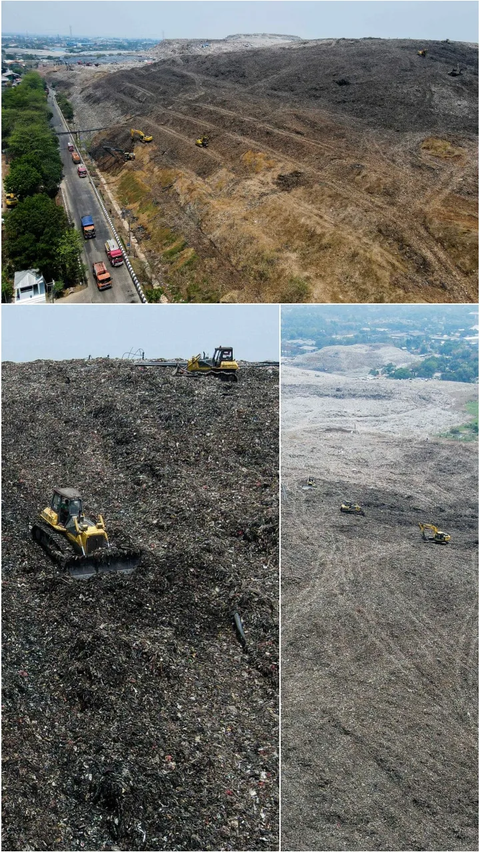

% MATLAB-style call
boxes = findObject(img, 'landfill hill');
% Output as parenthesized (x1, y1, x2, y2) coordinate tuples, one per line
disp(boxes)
(2, 359, 279, 852)
(47, 37, 478, 303)
(290, 343, 418, 373)
(281, 365, 478, 850)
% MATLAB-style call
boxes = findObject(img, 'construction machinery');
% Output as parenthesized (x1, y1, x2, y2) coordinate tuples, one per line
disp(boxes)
(130, 129, 153, 143)
(418, 523, 451, 544)
(417, 49, 428, 57)
(340, 502, 365, 516)
(181, 346, 239, 382)
(306, 477, 316, 488)
(5, 193, 18, 208)
(31, 487, 141, 578)
(103, 145, 135, 161)
(195, 135, 210, 148)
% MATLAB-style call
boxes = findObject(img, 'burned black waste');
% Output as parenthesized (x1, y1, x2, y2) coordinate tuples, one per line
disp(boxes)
(2, 358, 279, 851)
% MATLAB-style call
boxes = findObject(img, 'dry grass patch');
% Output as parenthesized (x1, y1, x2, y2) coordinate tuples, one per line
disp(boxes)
(421, 137, 465, 159)
(241, 150, 277, 173)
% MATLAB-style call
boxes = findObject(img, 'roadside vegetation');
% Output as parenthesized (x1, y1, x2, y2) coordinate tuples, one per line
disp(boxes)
(2, 72, 84, 300)
(54, 90, 74, 122)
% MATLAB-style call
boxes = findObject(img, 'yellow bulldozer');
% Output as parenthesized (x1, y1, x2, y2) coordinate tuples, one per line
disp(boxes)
(175, 346, 239, 382)
(418, 523, 450, 544)
(195, 135, 210, 148)
(31, 487, 141, 578)
(340, 502, 365, 516)
(131, 128, 153, 143)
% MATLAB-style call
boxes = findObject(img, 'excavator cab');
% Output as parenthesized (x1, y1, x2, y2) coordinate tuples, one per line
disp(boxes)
(340, 502, 365, 516)
(195, 135, 210, 148)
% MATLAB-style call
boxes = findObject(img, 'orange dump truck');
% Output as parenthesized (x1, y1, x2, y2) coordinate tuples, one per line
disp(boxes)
(93, 261, 112, 291)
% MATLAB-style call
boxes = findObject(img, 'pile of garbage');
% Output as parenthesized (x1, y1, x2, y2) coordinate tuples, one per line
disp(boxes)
(2, 359, 279, 851)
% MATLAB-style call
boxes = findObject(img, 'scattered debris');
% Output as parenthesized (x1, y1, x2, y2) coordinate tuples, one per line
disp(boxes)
(2, 358, 279, 851)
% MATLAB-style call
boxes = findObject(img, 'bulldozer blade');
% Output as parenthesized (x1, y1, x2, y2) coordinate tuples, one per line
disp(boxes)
(65, 550, 142, 580)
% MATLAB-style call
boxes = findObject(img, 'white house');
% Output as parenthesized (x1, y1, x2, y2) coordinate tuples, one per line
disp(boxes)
(14, 269, 48, 303)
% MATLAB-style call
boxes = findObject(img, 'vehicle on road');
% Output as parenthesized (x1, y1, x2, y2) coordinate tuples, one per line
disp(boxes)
(105, 239, 124, 266)
(81, 215, 95, 239)
(5, 193, 18, 208)
(93, 261, 112, 290)
(72, 151, 81, 164)
(77, 164, 87, 178)
(67, 142, 74, 152)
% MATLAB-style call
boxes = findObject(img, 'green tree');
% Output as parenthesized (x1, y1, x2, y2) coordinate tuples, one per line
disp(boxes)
(3, 194, 69, 280)
(2, 270, 14, 303)
(55, 229, 84, 287)
(4, 161, 42, 198)
(392, 367, 412, 379)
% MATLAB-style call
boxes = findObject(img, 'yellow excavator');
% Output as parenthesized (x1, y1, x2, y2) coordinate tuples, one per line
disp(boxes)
(177, 346, 239, 382)
(418, 523, 451, 544)
(195, 135, 210, 148)
(340, 502, 365, 516)
(31, 487, 141, 578)
(130, 128, 153, 143)
(417, 49, 428, 57)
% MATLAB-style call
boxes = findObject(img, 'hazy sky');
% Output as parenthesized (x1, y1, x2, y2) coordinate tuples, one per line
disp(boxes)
(2, 1, 478, 42)
(1, 304, 280, 362)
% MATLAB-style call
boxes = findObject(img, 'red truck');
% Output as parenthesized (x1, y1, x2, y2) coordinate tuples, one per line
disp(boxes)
(104, 238, 124, 267)
(72, 151, 81, 164)
(93, 261, 112, 291)
(77, 164, 87, 178)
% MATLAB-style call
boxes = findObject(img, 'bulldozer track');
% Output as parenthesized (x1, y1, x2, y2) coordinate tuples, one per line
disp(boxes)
(133, 103, 470, 297)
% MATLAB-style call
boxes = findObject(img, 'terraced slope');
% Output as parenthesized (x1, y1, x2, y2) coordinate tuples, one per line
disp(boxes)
(51, 38, 478, 302)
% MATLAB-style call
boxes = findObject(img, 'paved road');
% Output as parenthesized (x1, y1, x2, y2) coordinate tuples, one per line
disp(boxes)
(48, 90, 141, 304)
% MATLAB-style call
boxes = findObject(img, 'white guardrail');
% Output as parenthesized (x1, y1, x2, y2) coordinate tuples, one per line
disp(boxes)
(51, 89, 147, 303)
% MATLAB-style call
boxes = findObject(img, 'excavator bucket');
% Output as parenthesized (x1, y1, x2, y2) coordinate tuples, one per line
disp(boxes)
(64, 548, 142, 580)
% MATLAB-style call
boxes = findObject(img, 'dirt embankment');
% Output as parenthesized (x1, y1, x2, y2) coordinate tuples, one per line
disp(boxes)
(281, 366, 478, 850)
(48, 38, 478, 303)
(2, 360, 279, 852)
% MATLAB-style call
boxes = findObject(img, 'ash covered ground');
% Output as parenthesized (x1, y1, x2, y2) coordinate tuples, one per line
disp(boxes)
(2, 359, 279, 851)
(281, 366, 478, 851)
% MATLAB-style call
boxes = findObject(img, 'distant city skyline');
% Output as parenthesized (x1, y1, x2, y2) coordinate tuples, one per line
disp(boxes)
(2, 2, 478, 42)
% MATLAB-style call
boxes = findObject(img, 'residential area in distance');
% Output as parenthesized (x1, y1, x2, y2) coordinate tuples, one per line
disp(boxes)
(282, 305, 479, 383)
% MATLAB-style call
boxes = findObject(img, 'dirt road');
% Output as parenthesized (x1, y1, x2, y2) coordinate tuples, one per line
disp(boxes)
(281, 368, 478, 850)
